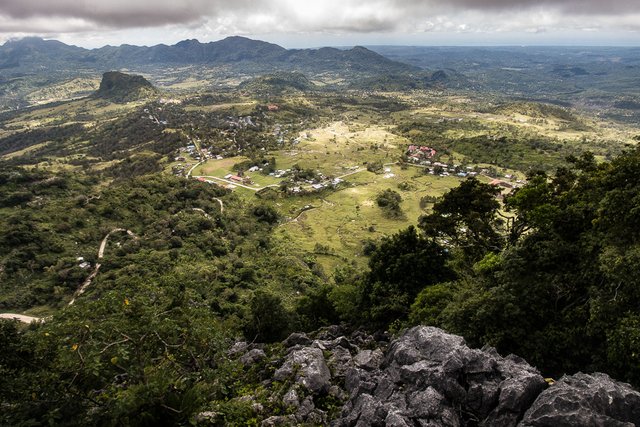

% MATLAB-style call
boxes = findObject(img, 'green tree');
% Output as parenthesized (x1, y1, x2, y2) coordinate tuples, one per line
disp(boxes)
(244, 290, 291, 342)
(376, 189, 404, 219)
(361, 226, 454, 328)
(419, 177, 503, 264)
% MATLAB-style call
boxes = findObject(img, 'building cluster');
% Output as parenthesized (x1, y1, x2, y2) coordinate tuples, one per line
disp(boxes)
(224, 174, 253, 185)
(226, 116, 257, 129)
(425, 162, 480, 178)
(286, 176, 344, 195)
(406, 145, 437, 163)
(272, 123, 301, 145)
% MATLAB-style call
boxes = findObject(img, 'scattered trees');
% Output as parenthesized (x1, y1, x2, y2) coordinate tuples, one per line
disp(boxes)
(376, 189, 404, 218)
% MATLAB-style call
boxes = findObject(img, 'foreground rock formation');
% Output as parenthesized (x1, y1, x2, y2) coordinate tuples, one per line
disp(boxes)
(225, 326, 640, 426)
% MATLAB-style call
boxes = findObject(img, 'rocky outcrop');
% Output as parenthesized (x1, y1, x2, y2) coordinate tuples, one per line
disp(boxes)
(336, 326, 545, 426)
(224, 326, 640, 427)
(520, 372, 640, 426)
(93, 71, 157, 102)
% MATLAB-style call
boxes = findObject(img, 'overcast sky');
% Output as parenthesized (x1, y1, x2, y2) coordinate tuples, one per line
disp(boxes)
(1, 0, 639, 48)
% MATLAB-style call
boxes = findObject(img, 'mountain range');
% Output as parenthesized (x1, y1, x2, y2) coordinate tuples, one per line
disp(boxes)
(0, 36, 417, 76)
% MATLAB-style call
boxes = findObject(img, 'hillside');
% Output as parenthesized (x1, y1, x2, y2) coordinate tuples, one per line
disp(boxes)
(238, 72, 315, 94)
(350, 69, 469, 91)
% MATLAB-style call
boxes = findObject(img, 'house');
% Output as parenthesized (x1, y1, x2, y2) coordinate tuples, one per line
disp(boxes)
(268, 104, 279, 111)
(248, 166, 260, 172)
(229, 175, 244, 183)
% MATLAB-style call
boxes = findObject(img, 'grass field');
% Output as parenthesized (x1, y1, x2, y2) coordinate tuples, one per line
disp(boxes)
(273, 166, 463, 274)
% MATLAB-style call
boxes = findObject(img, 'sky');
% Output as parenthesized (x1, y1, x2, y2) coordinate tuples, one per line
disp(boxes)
(1, 0, 639, 48)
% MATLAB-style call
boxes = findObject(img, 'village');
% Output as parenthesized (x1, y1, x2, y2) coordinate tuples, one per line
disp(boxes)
(161, 105, 529, 205)
(169, 140, 525, 202)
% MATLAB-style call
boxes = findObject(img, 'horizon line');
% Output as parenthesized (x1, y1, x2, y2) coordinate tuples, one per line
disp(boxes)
(4, 35, 640, 50)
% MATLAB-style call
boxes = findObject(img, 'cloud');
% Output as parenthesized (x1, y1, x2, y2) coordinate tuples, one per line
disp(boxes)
(0, 0, 259, 28)
(394, 0, 640, 15)
(0, 0, 639, 44)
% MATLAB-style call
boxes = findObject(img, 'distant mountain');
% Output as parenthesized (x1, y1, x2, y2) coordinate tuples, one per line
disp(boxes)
(93, 71, 158, 102)
(0, 36, 434, 112)
(0, 37, 88, 70)
(91, 36, 288, 67)
(0, 36, 417, 77)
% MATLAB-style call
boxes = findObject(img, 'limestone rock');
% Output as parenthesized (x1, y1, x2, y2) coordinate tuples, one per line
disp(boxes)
(260, 415, 298, 426)
(328, 345, 353, 378)
(283, 332, 312, 348)
(335, 326, 546, 426)
(519, 372, 640, 426)
(282, 388, 299, 408)
(228, 341, 249, 357)
(274, 347, 331, 394)
(353, 349, 383, 371)
(240, 349, 267, 366)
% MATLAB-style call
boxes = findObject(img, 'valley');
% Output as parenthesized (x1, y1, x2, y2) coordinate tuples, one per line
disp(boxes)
(1, 67, 636, 311)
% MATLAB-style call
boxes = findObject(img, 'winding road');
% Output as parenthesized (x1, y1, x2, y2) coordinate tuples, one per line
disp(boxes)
(212, 198, 224, 213)
(193, 175, 261, 191)
(176, 202, 223, 220)
(187, 161, 204, 178)
(68, 228, 137, 306)
(3, 164, 358, 324)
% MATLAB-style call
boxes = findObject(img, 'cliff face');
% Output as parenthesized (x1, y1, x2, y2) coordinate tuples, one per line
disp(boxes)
(220, 326, 640, 426)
